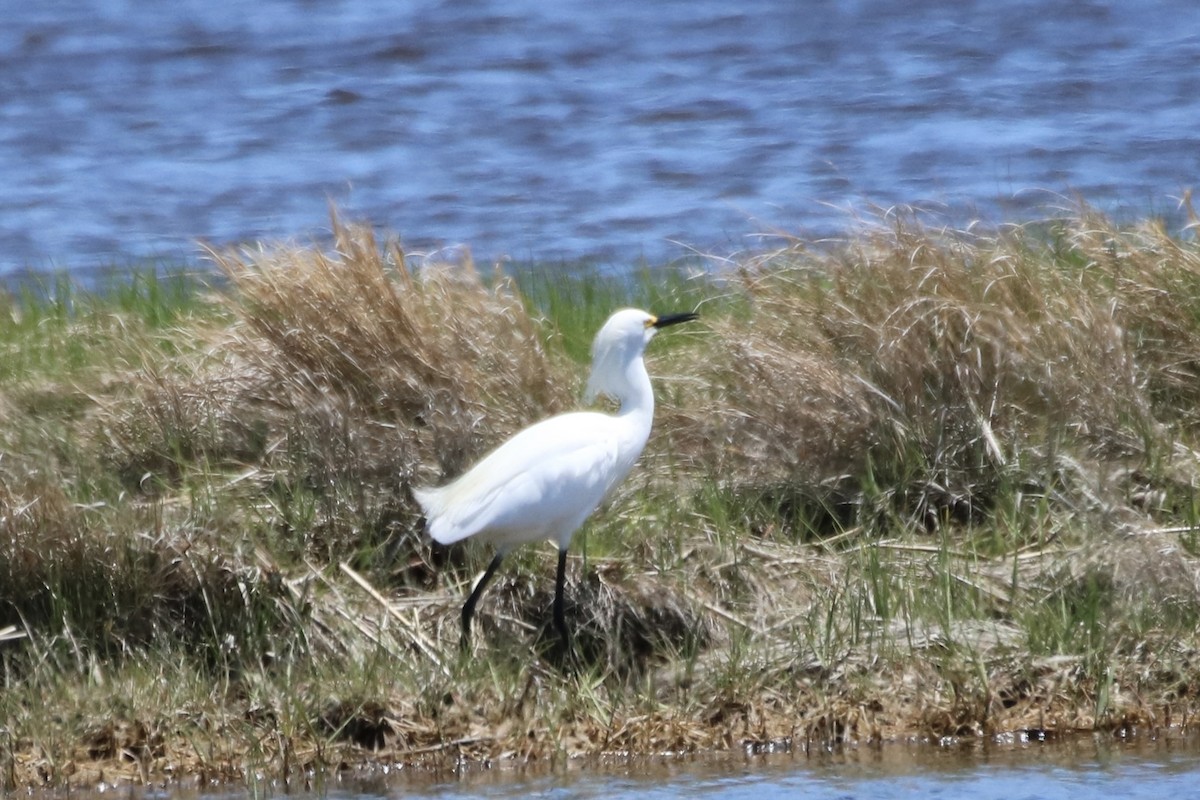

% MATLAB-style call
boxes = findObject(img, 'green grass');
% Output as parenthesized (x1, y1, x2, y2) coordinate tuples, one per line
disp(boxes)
(3, 209, 1200, 790)
(512, 259, 716, 363)
(0, 268, 215, 382)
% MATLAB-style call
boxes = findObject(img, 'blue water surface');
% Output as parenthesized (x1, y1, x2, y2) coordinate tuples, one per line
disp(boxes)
(4, 0, 1199, 274)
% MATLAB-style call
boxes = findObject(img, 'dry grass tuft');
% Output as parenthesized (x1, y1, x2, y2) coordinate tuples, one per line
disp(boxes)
(682, 210, 1200, 533)
(101, 216, 574, 503)
(98, 369, 269, 491)
(0, 470, 292, 668)
(1063, 210, 1200, 427)
(207, 216, 573, 481)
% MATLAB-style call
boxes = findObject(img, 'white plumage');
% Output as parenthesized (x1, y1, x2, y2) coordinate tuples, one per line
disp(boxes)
(415, 412, 624, 548)
(413, 307, 698, 647)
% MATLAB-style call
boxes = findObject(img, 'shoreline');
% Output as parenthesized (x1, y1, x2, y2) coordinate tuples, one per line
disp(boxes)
(18, 724, 1198, 794)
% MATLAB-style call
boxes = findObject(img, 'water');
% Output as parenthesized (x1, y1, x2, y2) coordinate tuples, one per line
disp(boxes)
(5, 0, 1200, 275)
(217, 736, 1200, 800)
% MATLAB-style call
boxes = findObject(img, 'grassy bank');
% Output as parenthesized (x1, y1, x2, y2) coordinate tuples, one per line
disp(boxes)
(2, 208, 1200, 791)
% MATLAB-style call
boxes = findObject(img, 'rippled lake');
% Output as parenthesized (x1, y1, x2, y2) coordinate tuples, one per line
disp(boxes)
(5, 0, 1200, 275)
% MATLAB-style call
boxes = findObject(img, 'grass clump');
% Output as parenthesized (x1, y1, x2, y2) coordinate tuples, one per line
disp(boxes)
(690, 212, 1178, 534)
(2, 206, 1200, 791)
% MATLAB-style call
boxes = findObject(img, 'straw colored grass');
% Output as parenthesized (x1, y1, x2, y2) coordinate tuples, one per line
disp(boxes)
(104, 220, 572, 492)
(682, 210, 1200, 539)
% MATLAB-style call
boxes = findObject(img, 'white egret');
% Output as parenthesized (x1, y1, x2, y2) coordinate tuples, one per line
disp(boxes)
(414, 308, 698, 648)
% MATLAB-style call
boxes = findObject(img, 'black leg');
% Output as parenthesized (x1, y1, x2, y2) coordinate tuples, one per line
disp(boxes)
(461, 552, 504, 649)
(553, 548, 570, 646)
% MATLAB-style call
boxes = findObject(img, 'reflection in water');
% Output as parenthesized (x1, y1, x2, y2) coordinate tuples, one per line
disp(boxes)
(219, 733, 1200, 799)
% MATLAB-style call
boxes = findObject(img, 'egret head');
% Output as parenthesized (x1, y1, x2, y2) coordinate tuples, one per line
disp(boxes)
(585, 308, 697, 403)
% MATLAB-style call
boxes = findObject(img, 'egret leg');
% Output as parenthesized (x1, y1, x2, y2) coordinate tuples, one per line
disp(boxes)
(461, 552, 504, 648)
(553, 548, 570, 646)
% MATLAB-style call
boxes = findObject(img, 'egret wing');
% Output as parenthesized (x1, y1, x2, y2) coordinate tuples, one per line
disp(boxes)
(416, 412, 621, 546)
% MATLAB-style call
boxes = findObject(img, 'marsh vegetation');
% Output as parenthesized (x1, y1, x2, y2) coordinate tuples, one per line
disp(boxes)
(2, 207, 1199, 790)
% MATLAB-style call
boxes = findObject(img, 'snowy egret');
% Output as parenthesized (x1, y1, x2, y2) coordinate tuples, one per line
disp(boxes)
(414, 308, 698, 648)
